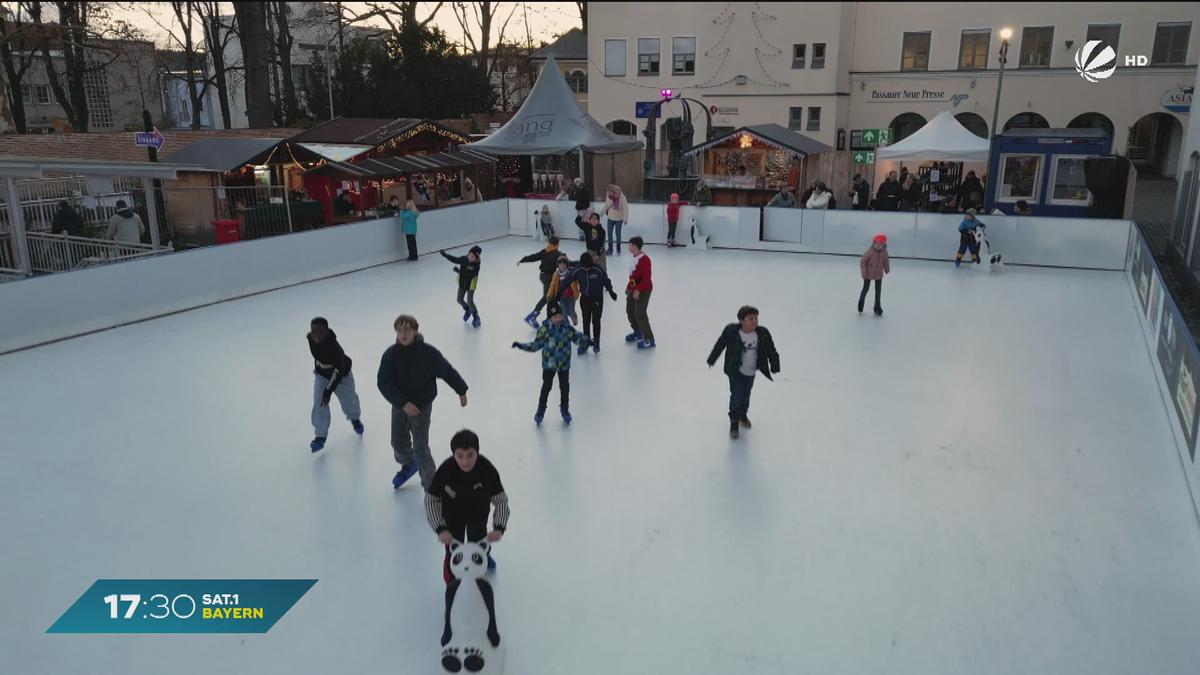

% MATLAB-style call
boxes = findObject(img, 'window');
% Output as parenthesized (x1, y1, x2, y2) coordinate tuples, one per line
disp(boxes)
(1048, 156, 1091, 206)
(807, 107, 821, 132)
(959, 30, 990, 69)
(1019, 26, 1053, 67)
(34, 84, 50, 105)
(638, 38, 660, 75)
(83, 62, 114, 129)
(812, 43, 826, 69)
(997, 154, 1044, 203)
(901, 32, 930, 71)
(178, 96, 191, 123)
(604, 39, 626, 77)
(672, 37, 696, 75)
(788, 106, 804, 130)
(792, 44, 805, 69)
(291, 64, 312, 91)
(20, 83, 30, 105)
(565, 69, 587, 93)
(1086, 24, 1120, 53)
(1153, 22, 1191, 65)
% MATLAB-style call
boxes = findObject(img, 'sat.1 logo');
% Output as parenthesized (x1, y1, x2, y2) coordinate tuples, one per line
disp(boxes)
(1074, 40, 1117, 82)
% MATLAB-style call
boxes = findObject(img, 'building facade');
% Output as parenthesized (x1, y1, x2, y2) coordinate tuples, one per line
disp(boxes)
(588, 2, 1199, 177)
(531, 28, 589, 112)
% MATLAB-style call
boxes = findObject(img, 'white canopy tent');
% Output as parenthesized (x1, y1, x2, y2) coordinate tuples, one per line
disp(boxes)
(875, 111, 989, 163)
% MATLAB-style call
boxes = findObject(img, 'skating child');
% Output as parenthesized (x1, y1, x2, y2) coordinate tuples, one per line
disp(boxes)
(859, 234, 891, 315)
(575, 209, 607, 270)
(518, 236, 562, 328)
(538, 205, 555, 238)
(666, 193, 687, 247)
(559, 252, 619, 355)
(706, 306, 781, 439)
(426, 428, 510, 582)
(440, 245, 483, 327)
(307, 317, 363, 452)
(546, 255, 580, 326)
(956, 208, 982, 266)
(511, 302, 591, 425)
(625, 236, 655, 349)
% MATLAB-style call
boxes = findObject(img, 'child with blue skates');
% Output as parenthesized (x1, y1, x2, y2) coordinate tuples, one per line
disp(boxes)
(307, 317, 363, 452)
(511, 302, 591, 424)
(440, 245, 483, 327)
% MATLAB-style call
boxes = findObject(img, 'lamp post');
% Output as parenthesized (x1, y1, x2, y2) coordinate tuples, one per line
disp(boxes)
(986, 28, 1013, 205)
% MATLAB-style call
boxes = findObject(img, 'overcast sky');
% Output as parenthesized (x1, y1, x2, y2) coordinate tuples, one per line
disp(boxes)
(111, 2, 580, 52)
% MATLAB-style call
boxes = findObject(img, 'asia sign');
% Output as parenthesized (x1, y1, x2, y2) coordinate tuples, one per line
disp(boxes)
(1162, 87, 1193, 115)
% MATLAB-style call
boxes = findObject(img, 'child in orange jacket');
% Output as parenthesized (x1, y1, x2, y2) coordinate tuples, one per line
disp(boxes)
(546, 255, 580, 326)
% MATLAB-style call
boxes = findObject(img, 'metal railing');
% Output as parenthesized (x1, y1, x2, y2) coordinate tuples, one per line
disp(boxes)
(25, 232, 164, 273)
(0, 231, 23, 281)
(156, 185, 306, 248)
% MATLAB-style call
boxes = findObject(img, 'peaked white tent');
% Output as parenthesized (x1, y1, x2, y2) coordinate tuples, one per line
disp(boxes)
(466, 55, 643, 155)
(875, 111, 989, 163)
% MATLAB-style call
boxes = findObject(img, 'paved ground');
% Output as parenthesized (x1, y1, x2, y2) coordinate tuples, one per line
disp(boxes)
(1131, 165, 1200, 341)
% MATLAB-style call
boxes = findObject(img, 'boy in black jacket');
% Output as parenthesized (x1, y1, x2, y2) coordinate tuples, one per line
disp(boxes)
(426, 429, 510, 581)
(440, 245, 483, 327)
(559, 252, 618, 354)
(518, 235, 562, 328)
(377, 314, 470, 491)
(307, 317, 363, 453)
(706, 306, 781, 439)
(575, 209, 607, 270)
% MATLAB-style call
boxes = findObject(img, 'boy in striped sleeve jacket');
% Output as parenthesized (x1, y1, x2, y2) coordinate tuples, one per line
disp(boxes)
(426, 429, 510, 582)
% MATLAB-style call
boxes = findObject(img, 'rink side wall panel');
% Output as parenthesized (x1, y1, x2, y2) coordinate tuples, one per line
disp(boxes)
(0, 199, 1135, 354)
(1124, 224, 1200, 526)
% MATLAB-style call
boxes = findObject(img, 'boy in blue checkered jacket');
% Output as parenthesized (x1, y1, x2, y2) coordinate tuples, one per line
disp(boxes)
(511, 301, 591, 425)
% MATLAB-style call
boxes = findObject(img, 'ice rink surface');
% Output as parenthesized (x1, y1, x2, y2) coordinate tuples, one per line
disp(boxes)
(3, 236, 1200, 675)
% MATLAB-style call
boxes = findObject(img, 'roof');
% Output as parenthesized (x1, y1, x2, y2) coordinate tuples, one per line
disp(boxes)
(682, 123, 832, 157)
(437, 112, 519, 136)
(287, 118, 471, 146)
(0, 128, 302, 166)
(531, 28, 587, 62)
(160, 137, 285, 172)
(306, 148, 497, 180)
(0, 156, 211, 180)
(876, 110, 989, 163)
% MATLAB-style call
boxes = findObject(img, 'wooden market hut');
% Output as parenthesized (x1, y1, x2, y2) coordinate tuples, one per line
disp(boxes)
(681, 124, 832, 207)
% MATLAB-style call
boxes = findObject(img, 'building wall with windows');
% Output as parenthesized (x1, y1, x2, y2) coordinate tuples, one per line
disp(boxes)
(587, 2, 1198, 179)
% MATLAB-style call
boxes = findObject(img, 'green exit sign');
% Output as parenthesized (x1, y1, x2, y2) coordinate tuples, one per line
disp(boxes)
(852, 151, 875, 164)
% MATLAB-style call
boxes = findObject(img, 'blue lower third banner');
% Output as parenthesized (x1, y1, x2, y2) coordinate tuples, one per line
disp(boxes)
(47, 579, 317, 633)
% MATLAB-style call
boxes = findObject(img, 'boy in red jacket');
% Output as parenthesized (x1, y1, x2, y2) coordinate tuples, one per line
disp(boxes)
(666, 193, 688, 247)
(624, 236, 656, 349)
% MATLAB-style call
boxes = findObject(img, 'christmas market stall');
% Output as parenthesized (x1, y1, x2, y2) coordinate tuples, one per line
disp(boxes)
(681, 124, 832, 207)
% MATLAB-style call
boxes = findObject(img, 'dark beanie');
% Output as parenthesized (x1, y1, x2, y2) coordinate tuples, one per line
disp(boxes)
(469, 245, 482, 256)
(546, 302, 563, 319)
(579, 252, 593, 267)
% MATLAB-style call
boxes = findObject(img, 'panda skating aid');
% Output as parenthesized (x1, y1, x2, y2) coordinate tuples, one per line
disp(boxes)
(441, 539, 505, 674)
(974, 225, 1004, 269)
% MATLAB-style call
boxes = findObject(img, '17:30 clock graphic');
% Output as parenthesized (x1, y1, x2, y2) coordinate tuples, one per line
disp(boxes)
(48, 580, 316, 633)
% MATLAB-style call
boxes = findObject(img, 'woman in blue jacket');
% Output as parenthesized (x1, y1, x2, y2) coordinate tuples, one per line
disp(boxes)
(401, 200, 420, 261)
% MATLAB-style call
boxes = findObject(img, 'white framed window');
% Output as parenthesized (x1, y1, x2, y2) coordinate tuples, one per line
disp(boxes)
(1047, 155, 1092, 206)
(807, 106, 821, 131)
(792, 44, 805, 69)
(565, 69, 587, 93)
(1019, 26, 1054, 68)
(902, 32, 930, 70)
(1153, 22, 1191, 65)
(959, 30, 990, 69)
(1086, 24, 1120, 53)
(34, 84, 50, 105)
(812, 43, 826, 69)
(20, 83, 31, 105)
(997, 153, 1044, 203)
(638, 38, 660, 76)
(83, 64, 114, 128)
(672, 37, 696, 75)
(788, 106, 804, 130)
(604, 39, 626, 77)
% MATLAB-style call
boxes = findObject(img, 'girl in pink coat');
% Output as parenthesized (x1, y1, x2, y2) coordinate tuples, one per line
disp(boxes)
(859, 233, 891, 315)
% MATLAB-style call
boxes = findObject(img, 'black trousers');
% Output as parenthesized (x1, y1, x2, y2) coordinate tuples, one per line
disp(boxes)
(667, 221, 678, 240)
(580, 294, 604, 347)
(456, 286, 477, 314)
(406, 234, 418, 260)
(539, 369, 570, 411)
(859, 279, 882, 306)
(533, 272, 552, 314)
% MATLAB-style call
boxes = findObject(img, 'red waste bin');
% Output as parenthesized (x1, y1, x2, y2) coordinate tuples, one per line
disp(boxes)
(213, 219, 240, 244)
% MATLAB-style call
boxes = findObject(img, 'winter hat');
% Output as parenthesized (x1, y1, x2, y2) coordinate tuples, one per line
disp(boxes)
(557, 254, 570, 266)
(873, 233, 887, 244)
(966, 208, 978, 216)
(546, 302, 563, 319)
(670, 193, 679, 200)
(469, 245, 482, 256)
(579, 252, 594, 267)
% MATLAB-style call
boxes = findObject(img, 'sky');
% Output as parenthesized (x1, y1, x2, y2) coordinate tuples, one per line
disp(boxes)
(110, 2, 580, 53)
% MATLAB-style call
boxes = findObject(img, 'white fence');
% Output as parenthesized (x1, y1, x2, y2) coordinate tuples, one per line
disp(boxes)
(25, 232, 163, 273)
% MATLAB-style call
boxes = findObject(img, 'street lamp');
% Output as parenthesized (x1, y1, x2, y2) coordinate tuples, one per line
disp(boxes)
(986, 27, 1013, 207)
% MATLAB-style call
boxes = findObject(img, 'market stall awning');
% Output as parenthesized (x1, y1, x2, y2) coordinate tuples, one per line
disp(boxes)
(305, 148, 497, 180)
(160, 137, 287, 172)
(298, 144, 372, 162)
(683, 124, 832, 157)
(875, 111, 989, 163)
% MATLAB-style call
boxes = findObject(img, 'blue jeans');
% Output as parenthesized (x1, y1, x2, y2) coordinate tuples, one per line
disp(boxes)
(607, 219, 624, 251)
(313, 372, 362, 436)
(728, 374, 756, 420)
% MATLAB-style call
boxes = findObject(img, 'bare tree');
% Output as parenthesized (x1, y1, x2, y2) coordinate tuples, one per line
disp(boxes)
(232, 1, 270, 127)
(339, 1, 444, 34)
(271, 1, 298, 125)
(0, 1, 41, 132)
(451, 1, 517, 82)
(169, 1, 210, 129)
(575, 1, 584, 31)
(197, 0, 234, 129)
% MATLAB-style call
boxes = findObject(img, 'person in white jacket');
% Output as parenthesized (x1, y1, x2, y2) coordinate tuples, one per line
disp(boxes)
(599, 184, 629, 256)
(805, 182, 831, 210)
(106, 200, 146, 244)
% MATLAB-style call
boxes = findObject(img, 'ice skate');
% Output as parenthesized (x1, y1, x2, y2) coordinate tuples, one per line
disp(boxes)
(392, 459, 419, 489)
(310, 436, 326, 453)
(351, 419, 364, 435)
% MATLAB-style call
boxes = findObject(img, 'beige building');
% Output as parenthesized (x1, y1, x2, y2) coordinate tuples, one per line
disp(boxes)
(588, 2, 1199, 177)
(531, 28, 589, 112)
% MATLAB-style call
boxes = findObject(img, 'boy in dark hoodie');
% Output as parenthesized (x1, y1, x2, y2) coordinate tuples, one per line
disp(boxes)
(518, 235, 562, 328)
(575, 209, 607, 270)
(706, 306, 781, 439)
(511, 302, 591, 425)
(426, 428, 510, 580)
(307, 317, 363, 453)
(440, 245, 483, 327)
(377, 314, 470, 491)
(558, 252, 618, 354)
